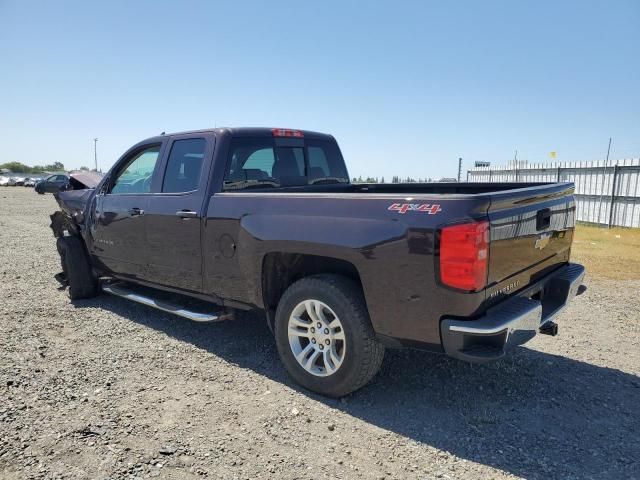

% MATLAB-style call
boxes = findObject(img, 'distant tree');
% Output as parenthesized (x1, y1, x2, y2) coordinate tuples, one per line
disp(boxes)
(45, 161, 65, 171)
(380, 176, 385, 183)
(0, 161, 65, 173)
(79, 166, 91, 171)
(0, 162, 32, 173)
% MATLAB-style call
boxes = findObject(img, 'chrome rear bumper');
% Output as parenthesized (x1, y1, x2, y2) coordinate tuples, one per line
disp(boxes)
(441, 263, 586, 363)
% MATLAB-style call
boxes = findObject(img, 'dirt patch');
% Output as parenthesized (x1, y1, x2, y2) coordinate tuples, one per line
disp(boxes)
(0, 188, 638, 479)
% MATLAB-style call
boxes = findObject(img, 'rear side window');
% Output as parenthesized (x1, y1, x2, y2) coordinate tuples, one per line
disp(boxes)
(308, 147, 329, 177)
(162, 138, 206, 193)
(223, 137, 348, 190)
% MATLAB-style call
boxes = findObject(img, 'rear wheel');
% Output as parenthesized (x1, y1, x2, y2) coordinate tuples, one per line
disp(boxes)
(56, 236, 98, 300)
(274, 274, 384, 397)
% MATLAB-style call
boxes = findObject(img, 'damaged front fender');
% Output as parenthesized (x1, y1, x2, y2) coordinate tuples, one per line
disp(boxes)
(50, 210, 80, 238)
(51, 172, 101, 238)
(55, 188, 95, 218)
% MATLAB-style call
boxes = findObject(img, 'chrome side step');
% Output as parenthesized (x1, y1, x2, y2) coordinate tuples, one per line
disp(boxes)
(102, 283, 232, 323)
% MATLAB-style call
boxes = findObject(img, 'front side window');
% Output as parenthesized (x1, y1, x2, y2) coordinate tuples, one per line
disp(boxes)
(111, 145, 160, 194)
(162, 138, 206, 193)
(223, 137, 348, 191)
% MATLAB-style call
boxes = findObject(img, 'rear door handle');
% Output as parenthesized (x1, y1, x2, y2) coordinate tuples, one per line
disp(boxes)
(128, 207, 144, 216)
(176, 210, 198, 218)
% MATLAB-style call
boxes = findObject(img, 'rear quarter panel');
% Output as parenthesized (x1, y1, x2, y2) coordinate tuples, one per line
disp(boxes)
(204, 192, 491, 346)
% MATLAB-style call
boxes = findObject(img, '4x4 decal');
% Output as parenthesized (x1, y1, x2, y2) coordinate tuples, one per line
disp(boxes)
(388, 203, 442, 214)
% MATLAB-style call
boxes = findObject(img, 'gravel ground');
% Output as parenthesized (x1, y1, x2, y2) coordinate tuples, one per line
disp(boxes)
(0, 188, 638, 480)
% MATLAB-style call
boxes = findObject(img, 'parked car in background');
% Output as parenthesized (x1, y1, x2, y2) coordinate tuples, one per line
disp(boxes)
(6, 177, 17, 186)
(0, 176, 10, 186)
(14, 177, 26, 186)
(24, 177, 37, 187)
(35, 174, 70, 194)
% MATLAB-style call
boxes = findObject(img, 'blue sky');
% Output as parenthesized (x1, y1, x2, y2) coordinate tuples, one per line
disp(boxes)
(1, 0, 638, 179)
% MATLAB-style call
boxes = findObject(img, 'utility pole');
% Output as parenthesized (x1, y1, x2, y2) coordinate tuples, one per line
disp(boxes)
(94, 138, 99, 172)
(513, 150, 519, 182)
(457, 157, 462, 182)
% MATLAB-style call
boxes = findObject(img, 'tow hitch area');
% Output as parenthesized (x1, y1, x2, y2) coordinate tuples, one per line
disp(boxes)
(441, 263, 585, 363)
(539, 321, 559, 336)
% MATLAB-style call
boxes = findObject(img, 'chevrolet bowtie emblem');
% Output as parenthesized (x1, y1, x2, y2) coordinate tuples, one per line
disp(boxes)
(535, 232, 552, 250)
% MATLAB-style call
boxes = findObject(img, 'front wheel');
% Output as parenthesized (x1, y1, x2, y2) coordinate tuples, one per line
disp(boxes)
(274, 274, 384, 397)
(56, 236, 98, 300)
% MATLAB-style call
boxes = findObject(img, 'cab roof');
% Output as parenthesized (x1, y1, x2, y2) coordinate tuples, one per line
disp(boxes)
(141, 127, 334, 144)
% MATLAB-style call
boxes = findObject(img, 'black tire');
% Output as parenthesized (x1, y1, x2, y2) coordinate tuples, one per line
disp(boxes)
(274, 274, 385, 397)
(56, 236, 98, 300)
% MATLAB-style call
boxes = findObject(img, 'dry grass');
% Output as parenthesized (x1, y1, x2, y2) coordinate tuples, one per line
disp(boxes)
(571, 224, 640, 280)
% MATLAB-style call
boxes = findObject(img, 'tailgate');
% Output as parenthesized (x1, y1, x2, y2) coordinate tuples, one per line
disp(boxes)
(486, 183, 575, 299)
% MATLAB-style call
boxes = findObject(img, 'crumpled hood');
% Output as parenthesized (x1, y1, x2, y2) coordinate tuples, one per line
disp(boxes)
(68, 170, 103, 189)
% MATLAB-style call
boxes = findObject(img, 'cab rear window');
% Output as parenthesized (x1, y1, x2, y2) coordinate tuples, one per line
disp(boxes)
(223, 137, 348, 190)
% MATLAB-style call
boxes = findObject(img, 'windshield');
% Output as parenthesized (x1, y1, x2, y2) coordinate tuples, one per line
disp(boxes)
(223, 137, 349, 191)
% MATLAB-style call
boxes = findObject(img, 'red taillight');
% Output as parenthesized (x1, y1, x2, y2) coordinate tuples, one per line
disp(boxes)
(272, 128, 304, 138)
(439, 221, 489, 291)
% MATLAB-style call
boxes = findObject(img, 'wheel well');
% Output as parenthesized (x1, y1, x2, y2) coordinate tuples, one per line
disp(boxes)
(262, 253, 363, 329)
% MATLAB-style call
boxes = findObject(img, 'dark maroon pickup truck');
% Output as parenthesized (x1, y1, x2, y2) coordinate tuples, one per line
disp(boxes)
(51, 127, 585, 397)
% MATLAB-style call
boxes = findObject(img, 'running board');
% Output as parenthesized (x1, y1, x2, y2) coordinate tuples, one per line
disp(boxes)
(102, 283, 232, 322)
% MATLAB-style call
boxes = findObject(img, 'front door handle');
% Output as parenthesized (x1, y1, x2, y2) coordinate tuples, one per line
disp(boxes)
(176, 210, 198, 218)
(128, 207, 144, 216)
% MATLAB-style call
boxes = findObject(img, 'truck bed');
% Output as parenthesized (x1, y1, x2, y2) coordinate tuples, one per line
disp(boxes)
(244, 182, 553, 195)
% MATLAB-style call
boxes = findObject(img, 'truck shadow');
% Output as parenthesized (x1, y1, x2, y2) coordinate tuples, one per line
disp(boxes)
(74, 296, 639, 479)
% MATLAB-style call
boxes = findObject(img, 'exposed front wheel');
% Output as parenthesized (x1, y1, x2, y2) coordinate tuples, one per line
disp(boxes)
(274, 275, 384, 397)
(56, 236, 98, 300)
